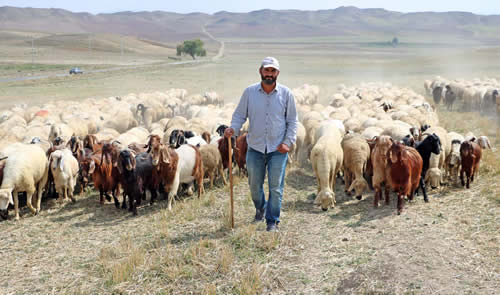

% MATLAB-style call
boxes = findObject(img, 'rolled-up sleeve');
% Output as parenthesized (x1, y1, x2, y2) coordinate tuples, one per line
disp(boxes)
(283, 91, 298, 147)
(230, 88, 249, 137)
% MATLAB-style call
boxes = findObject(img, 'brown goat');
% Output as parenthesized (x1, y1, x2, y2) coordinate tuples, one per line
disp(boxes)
(201, 131, 211, 144)
(371, 136, 393, 207)
(89, 143, 121, 206)
(234, 132, 248, 176)
(217, 136, 237, 170)
(460, 141, 482, 189)
(150, 143, 179, 210)
(387, 142, 423, 214)
(83, 134, 103, 152)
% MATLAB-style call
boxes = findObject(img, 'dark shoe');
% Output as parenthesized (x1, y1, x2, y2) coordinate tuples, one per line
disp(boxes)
(253, 208, 265, 223)
(266, 223, 279, 232)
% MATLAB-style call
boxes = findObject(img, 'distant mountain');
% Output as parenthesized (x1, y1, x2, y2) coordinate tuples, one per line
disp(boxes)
(1, 6, 500, 43)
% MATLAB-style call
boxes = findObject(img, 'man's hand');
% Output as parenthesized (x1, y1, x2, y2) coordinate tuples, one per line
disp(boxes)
(224, 128, 235, 138)
(277, 143, 290, 154)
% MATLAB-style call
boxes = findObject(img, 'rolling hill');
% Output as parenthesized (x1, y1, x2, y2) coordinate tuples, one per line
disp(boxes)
(1, 6, 500, 44)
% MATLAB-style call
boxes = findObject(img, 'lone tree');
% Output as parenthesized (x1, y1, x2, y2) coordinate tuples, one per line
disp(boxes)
(176, 39, 207, 59)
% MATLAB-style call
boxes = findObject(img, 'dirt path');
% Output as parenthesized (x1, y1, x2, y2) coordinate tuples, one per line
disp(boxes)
(202, 25, 225, 61)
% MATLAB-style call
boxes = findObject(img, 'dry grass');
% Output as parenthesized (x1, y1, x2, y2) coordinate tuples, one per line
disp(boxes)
(0, 101, 499, 294)
(1, 40, 500, 294)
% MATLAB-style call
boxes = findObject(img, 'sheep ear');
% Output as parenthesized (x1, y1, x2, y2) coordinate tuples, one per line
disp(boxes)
(161, 147, 170, 164)
(59, 157, 64, 170)
(89, 160, 96, 174)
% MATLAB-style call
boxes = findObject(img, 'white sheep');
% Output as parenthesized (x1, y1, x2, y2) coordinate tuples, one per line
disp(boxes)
(289, 121, 306, 165)
(49, 148, 79, 202)
(186, 136, 207, 147)
(313, 120, 344, 146)
(310, 133, 343, 211)
(48, 123, 73, 144)
(446, 132, 464, 183)
(199, 144, 226, 189)
(0, 143, 49, 220)
(341, 134, 370, 199)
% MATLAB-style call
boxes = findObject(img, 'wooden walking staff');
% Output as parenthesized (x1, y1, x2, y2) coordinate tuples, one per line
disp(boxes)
(228, 136, 235, 229)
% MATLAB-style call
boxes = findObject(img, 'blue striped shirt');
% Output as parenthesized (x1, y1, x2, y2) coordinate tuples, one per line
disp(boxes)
(230, 82, 298, 154)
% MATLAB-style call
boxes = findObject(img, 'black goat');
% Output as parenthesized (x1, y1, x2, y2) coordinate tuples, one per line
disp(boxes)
(414, 133, 441, 202)
(420, 124, 431, 133)
(401, 134, 415, 147)
(135, 152, 158, 205)
(216, 124, 229, 137)
(169, 129, 186, 148)
(117, 150, 141, 215)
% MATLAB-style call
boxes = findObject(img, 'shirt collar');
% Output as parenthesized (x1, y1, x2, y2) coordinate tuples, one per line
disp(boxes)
(258, 82, 279, 94)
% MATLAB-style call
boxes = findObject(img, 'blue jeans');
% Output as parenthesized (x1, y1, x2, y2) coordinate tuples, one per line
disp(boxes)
(246, 147, 288, 225)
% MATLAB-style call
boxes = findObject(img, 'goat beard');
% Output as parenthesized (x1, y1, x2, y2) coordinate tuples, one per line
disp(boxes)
(261, 75, 277, 85)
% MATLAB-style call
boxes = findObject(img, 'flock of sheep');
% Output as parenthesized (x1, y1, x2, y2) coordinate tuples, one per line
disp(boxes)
(0, 82, 493, 220)
(424, 76, 500, 113)
(293, 82, 491, 212)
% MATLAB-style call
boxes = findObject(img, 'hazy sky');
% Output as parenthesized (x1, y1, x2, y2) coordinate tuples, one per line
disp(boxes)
(0, 0, 498, 15)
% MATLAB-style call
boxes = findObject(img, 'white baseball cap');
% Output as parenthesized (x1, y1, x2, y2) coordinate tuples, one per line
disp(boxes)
(261, 57, 280, 70)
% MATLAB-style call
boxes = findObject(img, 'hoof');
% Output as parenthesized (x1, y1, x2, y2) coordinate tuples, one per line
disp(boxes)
(322, 208, 328, 212)
(356, 195, 362, 200)
(0, 210, 8, 220)
(397, 210, 402, 215)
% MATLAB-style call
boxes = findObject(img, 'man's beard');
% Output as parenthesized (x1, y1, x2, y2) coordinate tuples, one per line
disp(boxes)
(261, 74, 277, 85)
